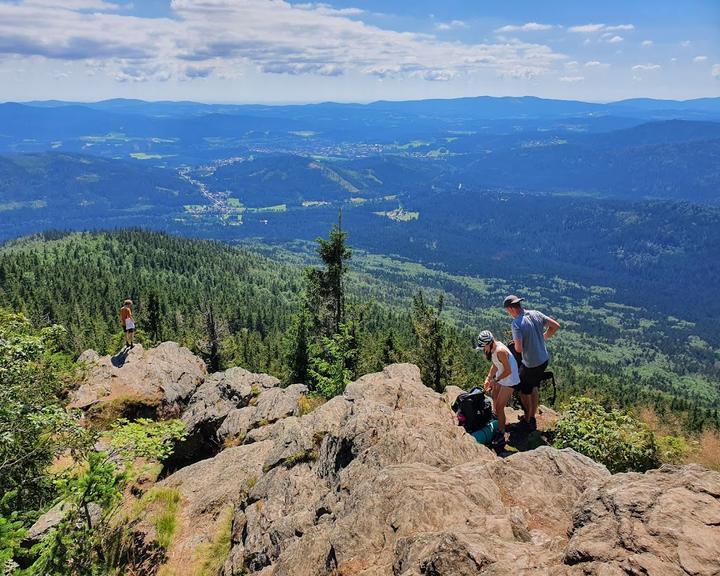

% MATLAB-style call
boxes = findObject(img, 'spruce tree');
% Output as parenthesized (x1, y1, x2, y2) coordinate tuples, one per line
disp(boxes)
(411, 291, 447, 392)
(286, 308, 310, 384)
(306, 214, 352, 337)
(146, 291, 162, 342)
(299, 216, 358, 395)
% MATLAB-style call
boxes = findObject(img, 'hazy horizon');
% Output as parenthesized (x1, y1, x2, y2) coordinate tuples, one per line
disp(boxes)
(8, 94, 720, 108)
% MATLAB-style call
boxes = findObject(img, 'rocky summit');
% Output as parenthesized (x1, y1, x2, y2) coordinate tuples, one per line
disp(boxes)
(67, 345, 720, 575)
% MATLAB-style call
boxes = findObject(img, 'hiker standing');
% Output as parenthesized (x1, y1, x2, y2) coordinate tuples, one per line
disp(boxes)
(477, 330, 519, 448)
(503, 295, 561, 430)
(120, 299, 136, 349)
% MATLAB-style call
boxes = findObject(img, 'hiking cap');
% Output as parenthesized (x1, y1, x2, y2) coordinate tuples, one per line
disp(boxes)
(475, 330, 494, 350)
(503, 295, 524, 308)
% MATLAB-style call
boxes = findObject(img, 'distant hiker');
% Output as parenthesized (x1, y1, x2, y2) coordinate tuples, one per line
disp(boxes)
(120, 299, 135, 349)
(503, 295, 561, 431)
(476, 330, 520, 449)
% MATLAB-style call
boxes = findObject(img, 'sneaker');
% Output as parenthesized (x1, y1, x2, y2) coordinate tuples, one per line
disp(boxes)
(491, 431, 506, 451)
(528, 417, 537, 432)
(515, 418, 530, 431)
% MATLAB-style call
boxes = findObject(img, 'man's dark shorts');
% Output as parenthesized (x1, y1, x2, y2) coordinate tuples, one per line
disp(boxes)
(518, 361, 549, 395)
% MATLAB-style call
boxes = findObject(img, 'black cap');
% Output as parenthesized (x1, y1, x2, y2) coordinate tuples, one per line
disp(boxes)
(503, 295, 525, 308)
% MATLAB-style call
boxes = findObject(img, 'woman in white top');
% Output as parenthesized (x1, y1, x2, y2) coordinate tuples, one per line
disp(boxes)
(477, 330, 520, 440)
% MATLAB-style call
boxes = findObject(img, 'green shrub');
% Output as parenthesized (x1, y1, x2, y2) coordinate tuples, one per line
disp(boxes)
(109, 418, 187, 462)
(657, 434, 691, 464)
(553, 397, 660, 473)
(0, 309, 87, 515)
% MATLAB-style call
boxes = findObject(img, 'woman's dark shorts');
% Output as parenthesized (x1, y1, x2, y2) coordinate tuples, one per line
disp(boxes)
(124, 328, 135, 333)
(518, 361, 549, 395)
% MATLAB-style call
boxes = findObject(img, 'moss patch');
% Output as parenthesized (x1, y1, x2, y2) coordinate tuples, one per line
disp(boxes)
(134, 487, 181, 549)
(86, 394, 161, 429)
(297, 394, 326, 417)
(194, 506, 234, 575)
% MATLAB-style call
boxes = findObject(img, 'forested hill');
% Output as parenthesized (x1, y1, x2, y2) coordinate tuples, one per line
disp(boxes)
(1, 230, 718, 431)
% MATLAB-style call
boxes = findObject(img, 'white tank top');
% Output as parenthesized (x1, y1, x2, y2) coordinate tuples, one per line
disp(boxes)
(491, 342, 520, 387)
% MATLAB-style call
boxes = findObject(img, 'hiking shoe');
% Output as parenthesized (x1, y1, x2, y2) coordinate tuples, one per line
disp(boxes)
(515, 418, 530, 431)
(528, 417, 537, 432)
(491, 431, 506, 451)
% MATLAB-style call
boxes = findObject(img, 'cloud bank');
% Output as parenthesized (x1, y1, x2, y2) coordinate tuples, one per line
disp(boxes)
(0, 0, 565, 83)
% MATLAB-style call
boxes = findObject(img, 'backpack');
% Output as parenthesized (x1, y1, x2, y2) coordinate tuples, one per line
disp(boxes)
(452, 387, 493, 433)
(506, 340, 557, 405)
(506, 340, 523, 369)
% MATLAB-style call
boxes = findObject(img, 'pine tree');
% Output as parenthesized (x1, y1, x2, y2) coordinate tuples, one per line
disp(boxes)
(309, 322, 358, 399)
(306, 214, 352, 338)
(411, 291, 447, 392)
(146, 291, 162, 342)
(200, 303, 222, 373)
(286, 308, 310, 384)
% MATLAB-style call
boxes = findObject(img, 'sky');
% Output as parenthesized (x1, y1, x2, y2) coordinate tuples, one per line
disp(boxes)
(0, 0, 718, 103)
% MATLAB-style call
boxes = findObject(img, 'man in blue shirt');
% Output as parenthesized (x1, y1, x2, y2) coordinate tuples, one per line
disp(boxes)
(504, 295, 561, 431)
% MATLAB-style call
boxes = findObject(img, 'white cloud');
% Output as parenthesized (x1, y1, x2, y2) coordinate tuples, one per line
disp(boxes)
(564, 60, 578, 69)
(294, 3, 364, 16)
(680, 40, 691, 47)
(495, 22, 554, 33)
(569, 23, 605, 33)
(569, 23, 633, 34)
(0, 0, 566, 83)
(693, 56, 708, 63)
(584, 60, 609, 68)
(641, 40, 653, 47)
(607, 35, 623, 44)
(436, 20, 468, 31)
(632, 63, 661, 71)
(22, 0, 126, 10)
(559, 75, 584, 82)
(713, 64, 720, 78)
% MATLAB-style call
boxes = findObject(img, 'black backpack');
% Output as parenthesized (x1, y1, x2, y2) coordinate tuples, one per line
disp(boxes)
(506, 340, 557, 405)
(452, 387, 493, 433)
(506, 340, 523, 368)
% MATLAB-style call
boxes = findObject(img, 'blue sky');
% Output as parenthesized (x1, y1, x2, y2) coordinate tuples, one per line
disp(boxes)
(0, 0, 717, 103)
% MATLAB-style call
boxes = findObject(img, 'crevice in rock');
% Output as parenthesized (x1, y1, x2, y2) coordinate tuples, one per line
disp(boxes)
(245, 551, 271, 573)
(325, 544, 338, 572)
(161, 418, 225, 476)
(315, 506, 332, 523)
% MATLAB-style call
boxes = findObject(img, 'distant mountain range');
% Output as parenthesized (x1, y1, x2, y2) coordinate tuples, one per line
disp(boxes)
(19, 95, 720, 119)
(1, 94, 718, 330)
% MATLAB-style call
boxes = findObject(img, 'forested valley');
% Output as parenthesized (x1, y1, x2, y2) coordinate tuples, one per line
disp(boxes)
(2, 228, 718, 427)
(2, 227, 719, 573)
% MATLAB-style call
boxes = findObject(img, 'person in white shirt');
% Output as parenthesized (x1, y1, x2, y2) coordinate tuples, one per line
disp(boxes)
(476, 330, 520, 445)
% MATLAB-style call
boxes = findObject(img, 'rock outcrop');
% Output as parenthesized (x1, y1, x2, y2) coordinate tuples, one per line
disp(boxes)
(73, 348, 720, 575)
(70, 343, 206, 420)
(564, 464, 720, 576)
(173, 367, 308, 465)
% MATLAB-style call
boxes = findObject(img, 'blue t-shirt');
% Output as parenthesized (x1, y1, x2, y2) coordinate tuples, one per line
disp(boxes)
(511, 309, 550, 368)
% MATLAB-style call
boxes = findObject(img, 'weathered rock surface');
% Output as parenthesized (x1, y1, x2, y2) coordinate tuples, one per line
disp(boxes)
(564, 464, 720, 576)
(173, 368, 309, 465)
(117, 360, 720, 576)
(70, 343, 206, 418)
(175, 367, 279, 458)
